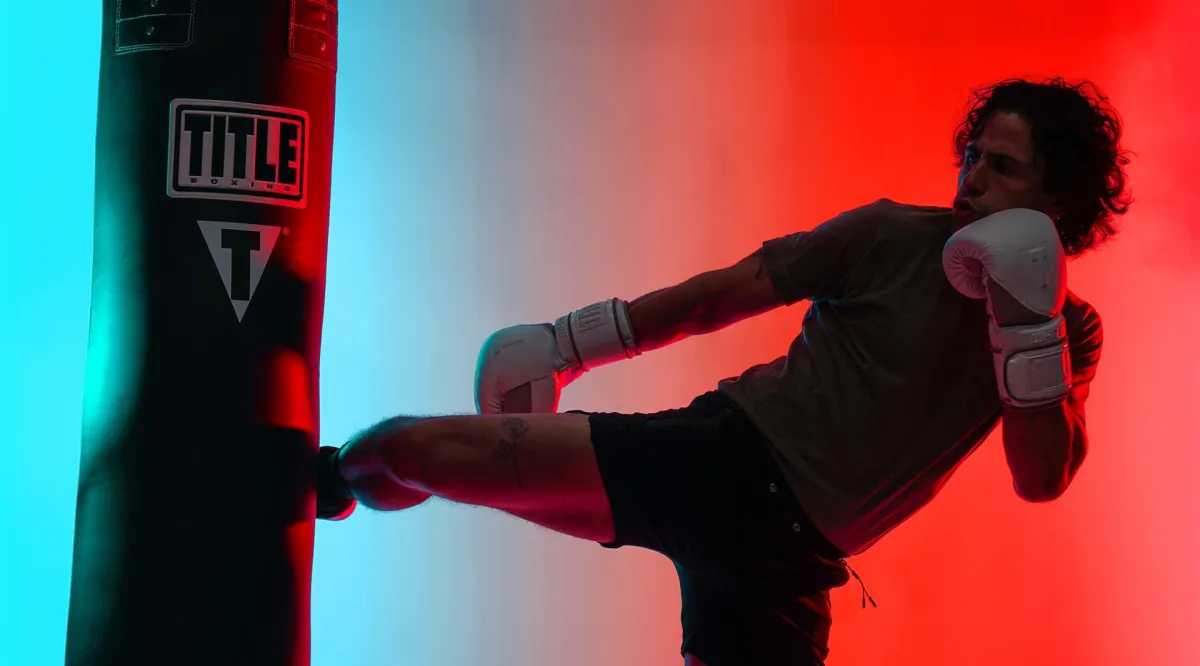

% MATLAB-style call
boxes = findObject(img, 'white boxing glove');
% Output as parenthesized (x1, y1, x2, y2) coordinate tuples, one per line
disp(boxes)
(942, 208, 1072, 408)
(474, 298, 640, 414)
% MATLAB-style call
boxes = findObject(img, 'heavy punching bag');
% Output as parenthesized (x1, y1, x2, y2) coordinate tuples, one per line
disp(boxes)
(66, 2, 339, 664)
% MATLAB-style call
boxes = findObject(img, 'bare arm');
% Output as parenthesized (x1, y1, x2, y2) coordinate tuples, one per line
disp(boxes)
(1001, 387, 1089, 502)
(1001, 299, 1101, 503)
(626, 249, 784, 353)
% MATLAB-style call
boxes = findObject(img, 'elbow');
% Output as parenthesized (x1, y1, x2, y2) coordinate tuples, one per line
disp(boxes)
(1007, 418, 1088, 504)
(1015, 481, 1068, 503)
(1014, 457, 1082, 503)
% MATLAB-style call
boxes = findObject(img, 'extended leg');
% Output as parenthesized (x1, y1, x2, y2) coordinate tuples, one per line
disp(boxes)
(319, 412, 616, 542)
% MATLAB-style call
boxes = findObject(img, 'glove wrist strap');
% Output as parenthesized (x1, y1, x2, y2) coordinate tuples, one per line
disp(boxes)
(989, 314, 1072, 408)
(554, 299, 640, 371)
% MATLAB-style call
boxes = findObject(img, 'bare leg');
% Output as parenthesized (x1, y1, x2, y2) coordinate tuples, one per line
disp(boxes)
(333, 412, 615, 542)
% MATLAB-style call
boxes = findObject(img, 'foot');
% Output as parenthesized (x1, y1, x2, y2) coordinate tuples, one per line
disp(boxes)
(315, 446, 357, 521)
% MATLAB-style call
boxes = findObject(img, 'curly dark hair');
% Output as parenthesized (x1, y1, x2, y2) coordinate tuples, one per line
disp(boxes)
(952, 77, 1133, 255)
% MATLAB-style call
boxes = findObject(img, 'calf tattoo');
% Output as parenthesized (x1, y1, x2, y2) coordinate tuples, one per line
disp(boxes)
(493, 418, 529, 489)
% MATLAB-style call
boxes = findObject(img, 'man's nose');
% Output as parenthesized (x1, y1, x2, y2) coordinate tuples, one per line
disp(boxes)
(959, 164, 985, 195)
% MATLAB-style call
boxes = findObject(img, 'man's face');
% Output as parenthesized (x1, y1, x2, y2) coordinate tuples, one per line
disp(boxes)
(953, 111, 1058, 227)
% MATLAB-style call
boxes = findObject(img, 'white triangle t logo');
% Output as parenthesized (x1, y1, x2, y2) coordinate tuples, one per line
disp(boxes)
(197, 220, 282, 322)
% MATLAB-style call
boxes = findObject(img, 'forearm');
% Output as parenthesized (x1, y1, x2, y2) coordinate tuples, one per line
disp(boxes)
(625, 250, 780, 354)
(626, 273, 725, 353)
(1001, 402, 1087, 502)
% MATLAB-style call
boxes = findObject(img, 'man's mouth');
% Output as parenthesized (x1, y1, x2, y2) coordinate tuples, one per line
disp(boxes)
(952, 199, 981, 224)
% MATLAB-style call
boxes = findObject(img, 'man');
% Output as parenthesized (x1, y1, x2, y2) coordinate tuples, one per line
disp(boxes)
(315, 77, 1132, 665)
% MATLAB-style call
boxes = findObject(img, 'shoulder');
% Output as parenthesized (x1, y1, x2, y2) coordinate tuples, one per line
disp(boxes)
(814, 198, 951, 234)
(835, 197, 943, 219)
(876, 197, 954, 226)
(764, 198, 953, 257)
(826, 199, 954, 254)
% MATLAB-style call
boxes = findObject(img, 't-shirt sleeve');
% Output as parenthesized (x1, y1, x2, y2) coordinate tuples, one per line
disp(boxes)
(1064, 297, 1103, 387)
(760, 200, 883, 305)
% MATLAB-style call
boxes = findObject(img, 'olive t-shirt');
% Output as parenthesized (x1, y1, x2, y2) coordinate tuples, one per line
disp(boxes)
(717, 198, 1103, 556)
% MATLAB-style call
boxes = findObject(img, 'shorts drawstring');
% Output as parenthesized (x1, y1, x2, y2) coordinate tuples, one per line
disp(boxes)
(767, 474, 877, 610)
(842, 560, 877, 609)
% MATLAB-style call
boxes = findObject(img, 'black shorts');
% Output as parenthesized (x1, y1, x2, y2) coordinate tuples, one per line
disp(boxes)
(576, 391, 851, 666)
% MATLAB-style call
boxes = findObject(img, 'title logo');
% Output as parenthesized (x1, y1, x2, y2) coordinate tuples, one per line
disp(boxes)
(197, 220, 281, 322)
(168, 99, 309, 208)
